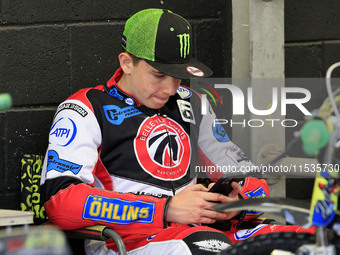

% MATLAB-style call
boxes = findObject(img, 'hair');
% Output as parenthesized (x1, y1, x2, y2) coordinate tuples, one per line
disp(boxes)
(125, 51, 142, 66)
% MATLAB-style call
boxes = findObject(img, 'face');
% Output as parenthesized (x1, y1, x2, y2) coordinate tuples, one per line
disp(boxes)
(120, 58, 181, 109)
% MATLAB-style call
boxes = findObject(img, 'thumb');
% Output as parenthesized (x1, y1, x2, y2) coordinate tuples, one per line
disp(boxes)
(208, 182, 215, 190)
(228, 182, 241, 198)
(189, 184, 209, 192)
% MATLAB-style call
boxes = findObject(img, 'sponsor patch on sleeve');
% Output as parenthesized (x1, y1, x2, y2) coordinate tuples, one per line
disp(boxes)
(56, 103, 88, 117)
(244, 187, 268, 199)
(212, 121, 230, 142)
(177, 99, 195, 124)
(244, 187, 268, 215)
(47, 150, 82, 175)
(176, 87, 192, 99)
(83, 195, 155, 224)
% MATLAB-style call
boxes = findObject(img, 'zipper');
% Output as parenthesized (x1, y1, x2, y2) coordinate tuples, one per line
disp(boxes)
(155, 110, 176, 196)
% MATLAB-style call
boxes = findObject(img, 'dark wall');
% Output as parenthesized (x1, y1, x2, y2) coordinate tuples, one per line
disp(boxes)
(285, 0, 340, 199)
(0, 1, 231, 209)
(285, 0, 340, 78)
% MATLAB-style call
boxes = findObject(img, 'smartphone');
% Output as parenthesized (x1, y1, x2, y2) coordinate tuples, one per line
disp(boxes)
(208, 177, 244, 196)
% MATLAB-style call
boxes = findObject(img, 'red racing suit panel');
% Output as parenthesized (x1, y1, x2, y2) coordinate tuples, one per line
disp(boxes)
(44, 183, 169, 235)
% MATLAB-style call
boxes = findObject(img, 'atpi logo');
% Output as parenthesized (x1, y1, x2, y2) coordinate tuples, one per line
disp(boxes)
(134, 115, 190, 180)
(49, 117, 77, 147)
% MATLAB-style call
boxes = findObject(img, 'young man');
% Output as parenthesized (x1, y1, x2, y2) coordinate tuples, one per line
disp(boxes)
(40, 8, 313, 255)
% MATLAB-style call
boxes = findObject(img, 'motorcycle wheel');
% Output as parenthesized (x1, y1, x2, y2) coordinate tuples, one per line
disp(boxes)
(221, 232, 317, 255)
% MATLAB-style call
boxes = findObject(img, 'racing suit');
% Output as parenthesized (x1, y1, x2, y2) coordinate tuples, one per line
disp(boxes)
(40, 67, 313, 255)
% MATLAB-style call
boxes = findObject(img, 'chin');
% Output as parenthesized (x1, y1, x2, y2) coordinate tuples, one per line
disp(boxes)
(149, 104, 164, 109)
(147, 102, 166, 109)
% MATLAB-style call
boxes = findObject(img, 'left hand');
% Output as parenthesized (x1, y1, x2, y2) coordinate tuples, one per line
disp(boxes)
(208, 181, 242, 220)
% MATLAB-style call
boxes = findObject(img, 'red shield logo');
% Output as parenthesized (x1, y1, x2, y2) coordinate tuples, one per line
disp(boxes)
(134, 115, 191, 180)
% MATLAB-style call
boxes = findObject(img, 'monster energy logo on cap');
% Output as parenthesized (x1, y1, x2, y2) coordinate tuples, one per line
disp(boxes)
(177, 33, 190, 58)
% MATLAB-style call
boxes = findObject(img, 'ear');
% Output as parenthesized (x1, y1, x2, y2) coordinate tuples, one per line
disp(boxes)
(118, 52, 133, 75)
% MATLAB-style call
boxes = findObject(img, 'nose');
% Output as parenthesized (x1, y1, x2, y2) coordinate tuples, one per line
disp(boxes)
(164, 77, 181, 95)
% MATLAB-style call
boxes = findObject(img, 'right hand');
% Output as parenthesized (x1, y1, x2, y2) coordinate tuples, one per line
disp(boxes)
(166, 184, 232, 225)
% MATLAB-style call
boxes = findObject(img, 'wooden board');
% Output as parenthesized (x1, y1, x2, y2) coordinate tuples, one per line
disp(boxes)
(0, 209, 34, 226)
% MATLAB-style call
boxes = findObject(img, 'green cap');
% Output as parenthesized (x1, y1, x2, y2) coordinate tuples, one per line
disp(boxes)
(122, 9, 213, 79)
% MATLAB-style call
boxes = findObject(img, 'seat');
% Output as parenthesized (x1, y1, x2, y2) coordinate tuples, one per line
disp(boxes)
(64, 225, 126, 254)
(20, 154, 127, 255)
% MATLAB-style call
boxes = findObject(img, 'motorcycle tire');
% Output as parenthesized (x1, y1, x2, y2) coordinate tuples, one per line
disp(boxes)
(221, 232, 318, 255)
